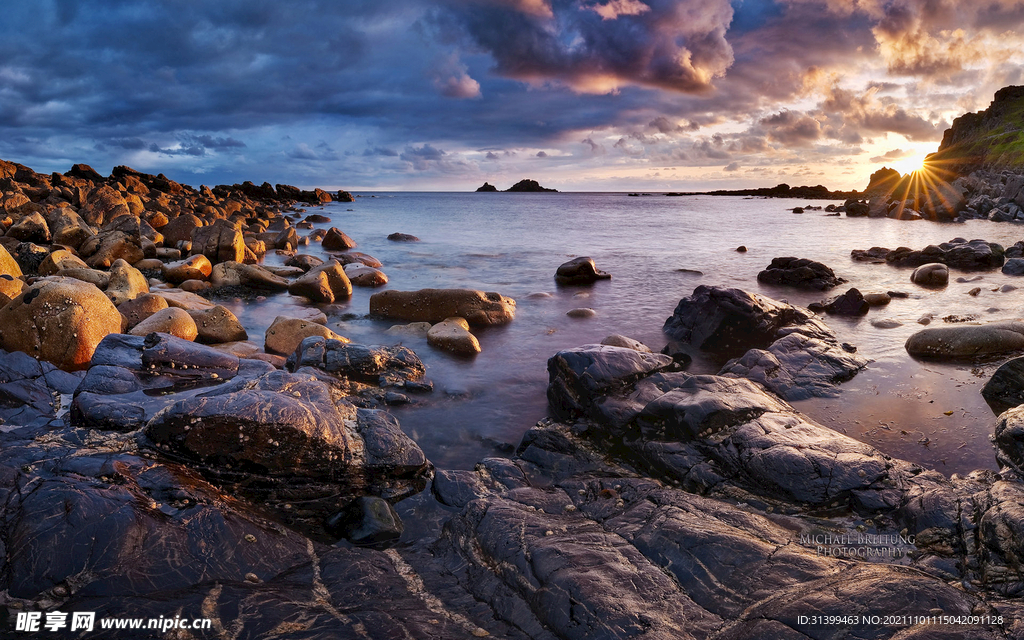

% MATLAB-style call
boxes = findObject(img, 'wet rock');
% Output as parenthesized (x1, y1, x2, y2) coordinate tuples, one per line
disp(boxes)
(982, 358, 1024, 414)
(160, 213, 203, 246)
(664, 286, 867, 399)
(344, 262, 388, 287)
(863, 292, 892, 306)
(600, 334, 652, 353)
(881, 239, 1005, 270)
(567, 307, 597, 318)
(906, 321, 1024, 359)
(547, 345, 673, 420)
(105, 258, 149, 306)
(288, 259, 352, 303)
(812, 287, 869, 315)
(387, 232, 419, 242)
(78, 184, 130, 226)
(870, 318, 903, 329)
(756, 257, 844, 290)
(1003, 258, 1024, 276)
(265, 316, 347, 355)
(911, 263, 949, 286)
(287, 337, 428, 390)
(150, 288, 216, 311)
(187, 305, 247, 343)
(322, 227, 357, 251)
(554, 256, 612, 284)
(190, 219, 245, 264)
(0, 277, 121, 371)
(163, 254, 213, 283)
(129, 307, 199, 341)
(370, 288, 516, 326)
(851, 246, 890, 262)
(210, 261, 290, 290)
(384, 322, 432, 337)
(117, 293, 169, 330)
(327, 496, 404, 548)
(427, 317, 481, 356)
(284, 253, 323, 272)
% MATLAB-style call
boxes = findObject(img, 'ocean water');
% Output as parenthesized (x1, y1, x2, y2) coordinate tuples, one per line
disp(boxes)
(228, 192, 1024, 478)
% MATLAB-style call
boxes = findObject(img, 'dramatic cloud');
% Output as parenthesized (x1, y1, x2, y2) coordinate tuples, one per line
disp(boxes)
(0, 0, 1020, 189)
(438, 0, 736, 93)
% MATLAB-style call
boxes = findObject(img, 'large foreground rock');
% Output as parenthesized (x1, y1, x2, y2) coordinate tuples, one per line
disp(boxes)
(370, 288, 516, 326)
(663, 286, 866, 399)
(0, 277, 121, 371)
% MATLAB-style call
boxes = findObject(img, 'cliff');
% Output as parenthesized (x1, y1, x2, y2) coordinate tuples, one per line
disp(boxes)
(926, 85, 1024, 174)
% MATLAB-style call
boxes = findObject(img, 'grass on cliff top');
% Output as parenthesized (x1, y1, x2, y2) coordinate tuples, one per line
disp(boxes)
(940, 102, 1024, 170)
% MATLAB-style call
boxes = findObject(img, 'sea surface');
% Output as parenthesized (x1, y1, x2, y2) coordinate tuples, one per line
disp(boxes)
(230, 192, 1024, 483)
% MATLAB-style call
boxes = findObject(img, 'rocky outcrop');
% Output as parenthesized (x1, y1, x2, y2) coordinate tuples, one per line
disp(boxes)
(756, 257, 845, 290)
(475, 182, 498, 192)
(663, 286, 866, 400)
(505, 179, 557, 192)
(370, 289, 516, 326)
(854, 239, 1006, 270)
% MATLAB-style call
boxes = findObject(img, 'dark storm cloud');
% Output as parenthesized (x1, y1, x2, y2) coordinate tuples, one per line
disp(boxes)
(437, 0, 736, 93)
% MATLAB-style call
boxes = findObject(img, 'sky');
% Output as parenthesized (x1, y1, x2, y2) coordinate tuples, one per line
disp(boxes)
(0, 0, 1022, 192)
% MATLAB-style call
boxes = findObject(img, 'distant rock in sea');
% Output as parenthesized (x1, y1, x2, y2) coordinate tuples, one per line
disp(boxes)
(505, 179, 557, 192)
(475, 182, 498, 192)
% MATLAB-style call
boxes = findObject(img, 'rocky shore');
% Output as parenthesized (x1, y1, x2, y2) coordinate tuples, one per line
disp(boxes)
(2, 156, 1024, 639)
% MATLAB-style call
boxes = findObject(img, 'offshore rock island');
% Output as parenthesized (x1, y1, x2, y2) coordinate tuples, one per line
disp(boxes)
(1, 89, 1024, 639)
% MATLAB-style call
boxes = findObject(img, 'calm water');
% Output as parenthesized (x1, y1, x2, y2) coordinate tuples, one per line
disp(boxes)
(228, 192, 1024, 478)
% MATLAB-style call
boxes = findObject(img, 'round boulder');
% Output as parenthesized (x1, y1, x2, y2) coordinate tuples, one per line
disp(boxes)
(369, 289, 515, 326)
(0, 277, 121, 370)
(426, 317, 480, 355)
(129, 307, 199, 341)
(343, 263, 388, 287)
(911, 263, 949, 286)
(265, 316, 348, 355)
(164, 254, 213, 283)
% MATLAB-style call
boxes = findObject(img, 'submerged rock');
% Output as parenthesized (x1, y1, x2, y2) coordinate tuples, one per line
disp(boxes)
(426, 317, 480, 356)
(911, 262, 949, 286)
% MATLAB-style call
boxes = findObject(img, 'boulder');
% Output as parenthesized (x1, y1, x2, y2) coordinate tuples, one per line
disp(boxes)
(190, 219, 245, 263)
(756, 257, 844, 290)
(906, 322, 1024, 359)
(129, 307, 199, 341)
(426, 318, 481, 356)
(0, 244, 23, 280)
(812, 287, 869, 315)
(664, 286, 867, 400)
(1003, 258, 1024, 276)
(327, 496, 403, 548)
(344, 262, 388, 287)
(387, 232, 419, 242)
(57, 267, 109, 289)
(83, 231, 144, 269)
(6, 211, 50, 243)
(38, 250, 87, 276)
(0, 277, 121, 370)
(104, 258, 149, 306)
(370, 289, 516, 326)
(265, 316, 347, 355)
(600, 335, 652, 352)
(118, 293, 169, 330)
(322, 227, 356, 251)
(982, 357, 1024, 413)
(287, 337, 428, 390)
(554, 257, 612, 285)
(210, 262, 290, 290)
(284, 254, 324, 272)
(78, 184, 130, 226)
(863, 292, 891, 306)
(160, 213, 203, 246)
(911, 263, 949, 286)
(163, 254, 213, 283)
(0, 274, 25, 305)
(187, 305, 248, 343)
(287, 260, 352, 303)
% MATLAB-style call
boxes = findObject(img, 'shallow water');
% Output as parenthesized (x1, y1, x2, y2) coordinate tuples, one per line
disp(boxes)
(234, 193, 1024, 478)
